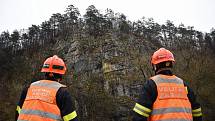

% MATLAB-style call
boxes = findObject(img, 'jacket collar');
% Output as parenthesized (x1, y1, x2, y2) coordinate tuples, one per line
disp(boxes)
(156, 70, 173, 76)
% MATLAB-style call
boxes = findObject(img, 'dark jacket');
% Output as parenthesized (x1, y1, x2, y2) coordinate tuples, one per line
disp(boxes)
(132, 70, 202, 121)
(15, 80, 78, 121)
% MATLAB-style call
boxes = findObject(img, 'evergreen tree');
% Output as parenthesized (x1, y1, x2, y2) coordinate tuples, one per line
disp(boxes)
(10, 30, 20, 53)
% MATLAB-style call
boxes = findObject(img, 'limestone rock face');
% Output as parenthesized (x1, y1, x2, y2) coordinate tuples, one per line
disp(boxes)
(54, 35, 153, 121)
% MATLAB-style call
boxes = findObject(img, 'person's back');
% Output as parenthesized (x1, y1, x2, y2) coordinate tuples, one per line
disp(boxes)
(16, 55, 78, 121)
(149, 74, 192, 121)
(132, 48, 202, 121)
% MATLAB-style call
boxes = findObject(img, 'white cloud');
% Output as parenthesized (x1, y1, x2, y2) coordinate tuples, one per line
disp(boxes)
(0, 0, 214, 33)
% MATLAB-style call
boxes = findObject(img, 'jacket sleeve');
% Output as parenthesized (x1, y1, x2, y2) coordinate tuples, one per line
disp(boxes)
(132, 80, 157, 121)
(184, 82, 203, 121)
(56, 87, 78, 121)
(15, 86, 28, 120)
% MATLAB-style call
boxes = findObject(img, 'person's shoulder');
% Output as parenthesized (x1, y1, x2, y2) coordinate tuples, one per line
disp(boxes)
(145, 79, 154, 84)
(143, 78, 157, 90)
(147, 75, 157, 84)
(56, 87, 72, 102)
(174, 75, 190, 85)
(59, 83, 67, 88)
(57, 86, 69, 94)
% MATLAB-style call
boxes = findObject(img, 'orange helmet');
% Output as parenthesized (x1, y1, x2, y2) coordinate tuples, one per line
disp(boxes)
(151, 48, 175, 65)
(41, 55, 66, 74)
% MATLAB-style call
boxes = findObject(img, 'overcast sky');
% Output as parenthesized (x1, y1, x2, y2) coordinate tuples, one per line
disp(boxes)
(0, 0, 214, 33)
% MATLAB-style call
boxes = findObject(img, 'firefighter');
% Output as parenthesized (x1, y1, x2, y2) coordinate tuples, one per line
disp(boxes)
(132, 48, 202, 121)
(16, 55, 78, 121)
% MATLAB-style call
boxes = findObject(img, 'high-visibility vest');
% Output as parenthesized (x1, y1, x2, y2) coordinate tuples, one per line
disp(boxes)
(149, 74, 193, 121)
(17, 80, 66, 121)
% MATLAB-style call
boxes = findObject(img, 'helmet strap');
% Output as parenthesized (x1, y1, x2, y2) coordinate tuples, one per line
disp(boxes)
(152, 64, 157, 71)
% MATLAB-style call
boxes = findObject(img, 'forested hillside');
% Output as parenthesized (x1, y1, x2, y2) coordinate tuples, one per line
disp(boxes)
(0, 5, 215, 121)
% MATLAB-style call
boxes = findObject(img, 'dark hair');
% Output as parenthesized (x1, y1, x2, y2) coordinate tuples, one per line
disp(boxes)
(155, 61, 173, 72)
(45, 72, 63, 81)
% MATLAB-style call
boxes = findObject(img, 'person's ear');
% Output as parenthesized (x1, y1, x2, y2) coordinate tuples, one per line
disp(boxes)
(49, 72, 54, 77)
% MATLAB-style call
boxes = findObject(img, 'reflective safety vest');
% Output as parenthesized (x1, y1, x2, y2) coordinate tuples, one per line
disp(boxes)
(149, 75, 193, 121)
(18, 80, 66, 121)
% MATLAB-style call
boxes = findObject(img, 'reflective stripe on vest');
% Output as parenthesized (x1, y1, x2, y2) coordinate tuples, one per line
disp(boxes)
(20, 109, 61, 120)
(151, 75, 184, 84)
(150, 75, 192, 121)
(151, 107, 192, 115)
(31, 80, 66, 89)
(25, 80, 65, 103)
(18, 80, 65, 121)
(151, 75, 188, 100)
